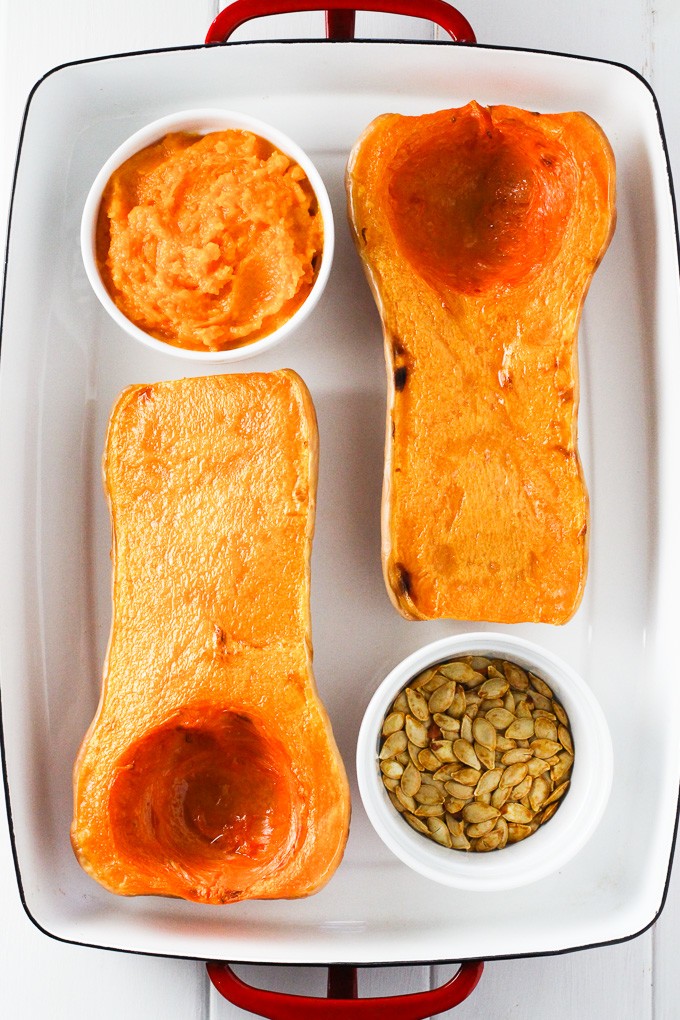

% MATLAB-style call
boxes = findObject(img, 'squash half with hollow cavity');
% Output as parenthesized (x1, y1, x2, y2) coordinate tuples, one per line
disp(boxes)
(71, 371, 350, 903)
(347, 101, 616, 624)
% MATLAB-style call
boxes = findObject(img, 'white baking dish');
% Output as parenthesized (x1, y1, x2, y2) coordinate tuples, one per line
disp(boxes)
(1, 38, 679, 965)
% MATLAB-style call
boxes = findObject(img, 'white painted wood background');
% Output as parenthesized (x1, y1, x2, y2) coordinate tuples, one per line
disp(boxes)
(1, 1, 679, 1016)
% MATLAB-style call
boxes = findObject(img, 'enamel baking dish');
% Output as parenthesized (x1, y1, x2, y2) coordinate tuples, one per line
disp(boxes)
(1, 0, 680, 1006)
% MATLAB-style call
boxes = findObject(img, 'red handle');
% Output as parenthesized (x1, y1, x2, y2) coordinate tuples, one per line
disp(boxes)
(205, 0, 476, 44)
(206, 960, 484, 1018)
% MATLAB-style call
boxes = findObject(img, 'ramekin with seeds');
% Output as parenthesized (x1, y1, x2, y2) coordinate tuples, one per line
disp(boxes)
(357, 633, 612, 891)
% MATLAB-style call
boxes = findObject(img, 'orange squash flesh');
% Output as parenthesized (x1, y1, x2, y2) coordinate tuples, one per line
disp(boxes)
(96, 131, 324, 353)
(347, 101, 616, 624)
(71, 371, 350, 903)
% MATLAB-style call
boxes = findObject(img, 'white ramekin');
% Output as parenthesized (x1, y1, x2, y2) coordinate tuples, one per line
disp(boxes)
(81, 108, 334, 363)
(356, 631, 613, 892)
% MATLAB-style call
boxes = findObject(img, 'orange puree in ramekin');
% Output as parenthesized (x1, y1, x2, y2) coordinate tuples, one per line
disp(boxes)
(95, 130, 324, 352)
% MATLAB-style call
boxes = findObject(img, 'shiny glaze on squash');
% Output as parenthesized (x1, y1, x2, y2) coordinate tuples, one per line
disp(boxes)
(347, 101, 616, 624)
(71, 371, 350, 903)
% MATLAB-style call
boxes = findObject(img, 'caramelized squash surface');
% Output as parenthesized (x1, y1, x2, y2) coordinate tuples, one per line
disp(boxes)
(347, 102, 616, 624)
(71, 371, 350, 903)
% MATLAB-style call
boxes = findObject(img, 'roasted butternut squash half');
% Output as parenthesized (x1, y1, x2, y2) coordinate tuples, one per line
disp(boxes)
(71, 371, 350, 903)
(347, 101, 616, 624)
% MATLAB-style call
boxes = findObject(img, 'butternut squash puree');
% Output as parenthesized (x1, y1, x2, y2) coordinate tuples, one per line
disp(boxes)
(96, 131, 323, 352)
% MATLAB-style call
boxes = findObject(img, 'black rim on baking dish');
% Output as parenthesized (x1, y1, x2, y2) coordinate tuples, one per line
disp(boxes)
(0, 2, 679, 1014)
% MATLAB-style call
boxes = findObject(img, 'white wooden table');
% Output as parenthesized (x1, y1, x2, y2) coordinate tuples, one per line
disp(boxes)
(1, 2, 679, 1016)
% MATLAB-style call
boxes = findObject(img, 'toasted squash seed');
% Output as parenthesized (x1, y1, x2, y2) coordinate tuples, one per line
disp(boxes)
(381, 759, 404, 779)
(479, 677, 509, 700)
(428, 680, 457, 714)
(475, 742, 496, 771)
(392, 690, 408, 713)
(502, 802, 534, 824)
(404, 812, 430, 835)
(432, 739, 457, 763)
(427, 817, 453, 847)
(453, 738, 481, 769)
(380, 731, 407, 759)
(401, 762, 422, 798)
(531, 738, 562, 759)
(558, 725, 574, 754)
(503, 661, 529, 691)
(529, 672, 554, 698)
(414, 802, 445, 817)
(417, 747, 442, 772)
(446, 780, 476, 801)
(405, 715, 429, 747)
(486, 708, 516, 731)
(463, 802, 500, 824)
(466, 819, 497, 838)
(472, 716, 497, 750)
(506, 717, 535, 740)
(406, 687, 431, 722)
(415, 784, 444, 805)
(534, 717, 558, 742)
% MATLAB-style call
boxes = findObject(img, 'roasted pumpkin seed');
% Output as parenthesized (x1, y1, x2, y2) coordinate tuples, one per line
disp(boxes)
(438, 662, 479, 684)
(380, 731, 407, 759)
(475, 742, 496, 771)
(511, 775, 533, 801)
(506, 717, 535, 740)
(395, 787, 417, 813)
(415, 784, 444, 805)
(427, 817, 453, 847)
(406, 687, 431, 722)
(529, 672, 553, 698)
(500, 762, 529, 788)
(431, 739, 457, 763)
(551, 752, 574, 784)
(474, 829, 504, 852)
(445, 780, 475, 802)
(534, 717, 558, 742)
(428, 680, 457, 714)
(527, 757, 552, 778)
(502, 802, 534, 824)
(501, 748, 533, 765)
(531, 738, 562, 759)
(486, 708, 516, 731)
(529, 774, 552, 813)
(453, 738, 481, 769)
(463, 802, 500, 824)
(474, 768, 503, 797)
(460, 715, 474, 744)
(558, 724, 574, 754)
(411, 668, 437, 690)
(553, 700, 569, 727)
(491, 785, 512, 809)
(466, 818, 497, 838)
(392, 690, 408, 713)
(404, 812, 430, 835)
(418, 747, 443, 772)
(478, 677, 509, 700)
(380, 759, 404, 779)
(444, 796, 467, 814)
(472, 716, 497, 750)
(503, 661, 529, 690)
(382, 711, 405, 736)
(400, 762, 422, 798)
(507, 822, 533, 843)
(405, 715, 430, 747)
(414, 802, 445, 817)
